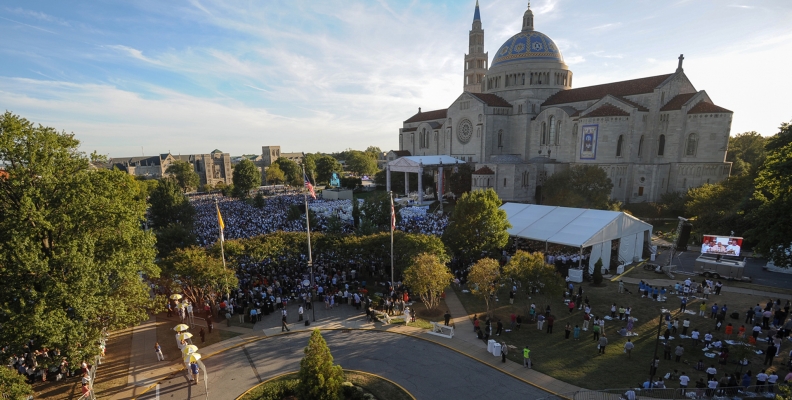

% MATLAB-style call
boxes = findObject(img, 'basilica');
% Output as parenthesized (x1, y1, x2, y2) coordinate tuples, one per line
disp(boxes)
(398, 2, 732, 203)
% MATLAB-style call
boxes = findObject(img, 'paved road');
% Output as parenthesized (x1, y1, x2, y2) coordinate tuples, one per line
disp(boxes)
(655, 250, 792, 289)
(141, 330, 549, 400)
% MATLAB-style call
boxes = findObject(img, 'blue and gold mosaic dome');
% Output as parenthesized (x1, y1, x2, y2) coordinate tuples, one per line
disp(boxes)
(491, 31, 564, 67)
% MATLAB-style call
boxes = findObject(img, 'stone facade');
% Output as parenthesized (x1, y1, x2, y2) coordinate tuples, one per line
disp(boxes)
(398, 2, 732, 203)
(110, 149, 233, 187)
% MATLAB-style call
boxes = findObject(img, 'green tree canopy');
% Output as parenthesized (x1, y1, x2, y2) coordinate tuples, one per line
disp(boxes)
(274, 157, 302, 186)
(315, 154, 343, 184)
(726, 131, 767, 176)
(359, 192, 394, 231)
(165, 160, 200, 193)
(747, 123, 792, 267)
(303, 152, 318, 179)
(449, 163, 473, 198)
(684, 174, 758, 237)
(160, 246, 238, 309)
(503, 250, 564, 300)
(0, 112, 159, 364)
(0, 366, 33, 400)
(345, 150, 379, 176)
(148, 178, 195, 230)
(232, 158, 261, 198)
(541, 165, 613, 209)
(265, 163, 286, 185)
(467, 257, 501, 317)
(403, 253, 453, 311)
(442, 188, 510, 261)
(297, 330, 345, 400)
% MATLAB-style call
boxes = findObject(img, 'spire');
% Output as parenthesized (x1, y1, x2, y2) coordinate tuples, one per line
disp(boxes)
(522, 1, 534, 31)
(473, 0, 481, 22)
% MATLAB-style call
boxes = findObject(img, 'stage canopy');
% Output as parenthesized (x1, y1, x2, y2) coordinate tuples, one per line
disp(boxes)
(500, 203, 653, 249)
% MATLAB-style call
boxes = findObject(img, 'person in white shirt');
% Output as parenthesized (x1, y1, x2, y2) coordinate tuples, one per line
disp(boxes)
(679, 372, 690, 394)
(623, 388, 636, 400)
(756, 370, 768, 392)
(767, 371, 778, 394)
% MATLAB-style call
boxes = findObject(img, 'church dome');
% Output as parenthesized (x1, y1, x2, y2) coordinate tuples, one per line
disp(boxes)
(491, 30, 563, 68)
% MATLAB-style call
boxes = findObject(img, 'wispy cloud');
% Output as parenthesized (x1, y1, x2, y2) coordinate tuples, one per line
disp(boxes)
(728, 5, 754, 9)
(103, 45, 165, 66)
(0, 15, 58, 34)
(589, 22, 622, 31)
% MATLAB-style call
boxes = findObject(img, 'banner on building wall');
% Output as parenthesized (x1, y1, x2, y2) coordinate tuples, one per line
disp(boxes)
(580, 124, 598, 160)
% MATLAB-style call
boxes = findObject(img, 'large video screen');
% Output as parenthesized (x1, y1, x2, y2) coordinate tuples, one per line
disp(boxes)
(701, 235, 743, 257)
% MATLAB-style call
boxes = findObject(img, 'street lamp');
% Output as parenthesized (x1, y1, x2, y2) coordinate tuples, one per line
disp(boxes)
(649, 310, 670, 385)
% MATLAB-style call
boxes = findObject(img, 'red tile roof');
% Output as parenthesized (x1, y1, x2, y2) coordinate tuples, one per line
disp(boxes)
(543, 74, 673, 106)
(471, 93, 512, 108)
(582, 104, 630, 118)
(473, 166, 495, 175)
(617, 96, 649, 112)
(688, 102, 732, 114)
(404, 108, 448, 123)
(660, 93, 697, 111)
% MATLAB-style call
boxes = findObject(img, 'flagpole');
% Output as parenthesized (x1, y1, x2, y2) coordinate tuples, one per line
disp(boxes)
(390, 191, 395, 292)
(302, 165, 316, 322)
(216, 198, 229, 305)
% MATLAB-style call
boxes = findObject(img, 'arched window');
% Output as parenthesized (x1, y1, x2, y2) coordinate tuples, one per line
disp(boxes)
(541, 122, 547, 145)
(548, 116, 556, 145)
(657, 134, 666, 156)
(616, 135, 624, 157)
(555, 120, 561, 145)
(686, 133, 698, 156)
(638, 135, 644, 157)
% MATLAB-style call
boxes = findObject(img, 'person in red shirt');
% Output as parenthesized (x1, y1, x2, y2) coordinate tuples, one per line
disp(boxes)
(81, 382, 90, 398)
(568, 301, 576, 313)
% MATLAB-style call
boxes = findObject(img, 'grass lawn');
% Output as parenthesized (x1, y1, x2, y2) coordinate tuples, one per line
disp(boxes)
(454, 279, 787, 390)
(240, 370, 413, 400)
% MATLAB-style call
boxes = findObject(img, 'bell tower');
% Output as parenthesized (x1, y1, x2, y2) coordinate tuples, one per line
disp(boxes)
(464, 1, 488, 93)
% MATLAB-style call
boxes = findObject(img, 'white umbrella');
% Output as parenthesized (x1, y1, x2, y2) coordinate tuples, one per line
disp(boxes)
(184, 353, 201, 363)
(170, 294, 183, 300)
(173, 324, 189, 332)
(182, 345, 199, 355)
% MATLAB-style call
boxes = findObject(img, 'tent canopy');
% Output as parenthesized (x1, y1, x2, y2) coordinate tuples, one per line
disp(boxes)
(500, 203, 653, 248)
(388, 156, 466, 173)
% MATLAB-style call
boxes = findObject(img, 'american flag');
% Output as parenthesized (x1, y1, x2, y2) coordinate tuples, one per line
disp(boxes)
(304, 172, 316, 199)
(390, 194, 396, 232)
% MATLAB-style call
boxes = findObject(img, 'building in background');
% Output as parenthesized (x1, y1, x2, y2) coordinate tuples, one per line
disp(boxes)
(398, 2, 732, 203)
(110, 149, 233, 187)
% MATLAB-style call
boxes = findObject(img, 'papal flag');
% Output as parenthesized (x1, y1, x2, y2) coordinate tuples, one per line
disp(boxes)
(216, 202, 225, 241)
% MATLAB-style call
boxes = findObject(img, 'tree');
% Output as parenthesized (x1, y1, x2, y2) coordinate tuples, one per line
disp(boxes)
(232, 158, 261, 198)
(165, 160, 200, 193)
(160, 246, 238, 310)
(726, 131, 767, 177)
(303, 152, 318, 179)
(148, 178, 195, 230)
(297, 330, 345, 400)
(449, 163, 473, 198)
(467, 258, 501, 317)
(274, 157, 302, 186)
(503, 250, 564, 301)
(0, 366, 33, 400)
(265, 164, 285, 185)
(315, 154, 343, 184)
(403, 253, 453, 311)
(345, 150, 379, 176)
(359, 192, 393, 230)
(365, 146, 382, 160)
(352, 198, 361, 227)
(685, 174, 757, 236)
(442, 188, 511, 261)
(747, 124, 792, 268)
(542, 165, 613, 209)
(0, 112, 159, 365)
(592, 258, 604, 285)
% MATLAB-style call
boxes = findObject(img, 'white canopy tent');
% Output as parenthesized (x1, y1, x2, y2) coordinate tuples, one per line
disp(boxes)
(500, 203, 653, 272)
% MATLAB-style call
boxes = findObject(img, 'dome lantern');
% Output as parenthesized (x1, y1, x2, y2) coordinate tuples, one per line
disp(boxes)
(522, 2, 534, 31)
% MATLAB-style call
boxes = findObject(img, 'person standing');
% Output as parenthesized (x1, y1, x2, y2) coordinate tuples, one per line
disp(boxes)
(523, 346, 531, 368)
(573, 325, 581, 340)
(281, 308, 290, 332)
(496, 320, 503, 336)
(679, 372, 690, 395)
(699, 302, 707, 317)
(618, 280, 625, 294)
(675, 345, 684, 362)
(155, 342, 164, 361)
(624, 339, 634, 358)
(682, 318, 690, 335)
(298, 305, 304, 322)
(537, 314, 545, 330)
(199, 328, 205, 344)
(444, 311, 451, 326)
(501, 343, 507, 363)
(565, 323, 572, 339)
(508, 290, 514, 305)
(680, 297, 687, 313)
(598, 334, 608, 354)
(756, 369, 768, 392)
(546, 315, 554, 334)
(592, 322, 600, 341)
(190, 362, 200, 385)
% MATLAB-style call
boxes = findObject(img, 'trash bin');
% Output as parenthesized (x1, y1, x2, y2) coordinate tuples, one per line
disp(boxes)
(650, 253, 656, 262)
(492, 342, 502, 357)
(487, 339, 495, 354)
(616, 265, 625, 274)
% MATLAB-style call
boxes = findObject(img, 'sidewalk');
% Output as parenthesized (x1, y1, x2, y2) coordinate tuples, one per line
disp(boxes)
(119, 290, 582, 400)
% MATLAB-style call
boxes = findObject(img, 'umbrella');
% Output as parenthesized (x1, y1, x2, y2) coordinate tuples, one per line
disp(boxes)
(170, 294, 183, 300)
(184, 353, 201, 363)
(178, 332, 193, 341)
(173, 324, 189, 332)
(182, 345, 199, 355)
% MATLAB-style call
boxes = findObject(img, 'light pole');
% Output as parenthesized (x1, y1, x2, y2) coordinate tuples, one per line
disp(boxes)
(649, 310, 669, 384)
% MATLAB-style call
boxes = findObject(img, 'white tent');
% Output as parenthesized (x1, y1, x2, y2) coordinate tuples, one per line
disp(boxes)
(500, 203, 653, 272)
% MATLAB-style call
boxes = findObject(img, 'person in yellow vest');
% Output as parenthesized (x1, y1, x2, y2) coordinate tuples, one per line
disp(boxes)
(523, 346, 531, 369)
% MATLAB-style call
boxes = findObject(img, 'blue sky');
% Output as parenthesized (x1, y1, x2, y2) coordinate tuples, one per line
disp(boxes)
(1, 0, 790, 157)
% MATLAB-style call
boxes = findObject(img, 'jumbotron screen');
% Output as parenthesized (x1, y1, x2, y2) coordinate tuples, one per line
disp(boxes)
(701, 235, 743, 257)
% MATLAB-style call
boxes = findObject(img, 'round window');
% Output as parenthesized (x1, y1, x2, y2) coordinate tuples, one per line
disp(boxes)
(458, 120, 473, 144)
